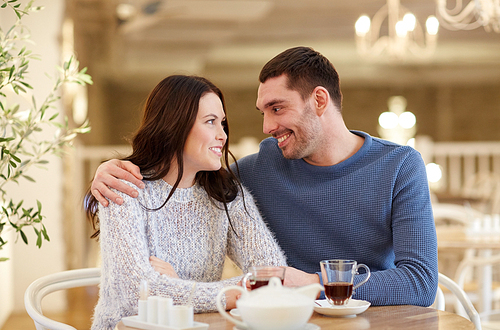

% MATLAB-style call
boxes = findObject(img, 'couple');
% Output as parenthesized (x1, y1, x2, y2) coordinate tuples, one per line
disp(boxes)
(87, 46, 438, 329)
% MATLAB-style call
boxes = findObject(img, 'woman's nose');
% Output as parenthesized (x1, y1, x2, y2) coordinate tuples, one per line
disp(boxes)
(217, 125, 227, 142)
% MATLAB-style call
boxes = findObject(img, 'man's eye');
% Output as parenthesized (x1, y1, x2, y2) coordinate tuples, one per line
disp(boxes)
(272, 107, 281, 112)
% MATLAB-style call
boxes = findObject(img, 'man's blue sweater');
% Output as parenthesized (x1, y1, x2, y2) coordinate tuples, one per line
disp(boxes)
(232, 131, 438, 306)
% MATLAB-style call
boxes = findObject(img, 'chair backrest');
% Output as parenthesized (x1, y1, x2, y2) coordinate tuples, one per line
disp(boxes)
(433, 285, 446, 311)
(432, 202, 482, 226)
(436, 273, 482, 330)
(455, 253, 500, 288)
(24, 268, 101, 330)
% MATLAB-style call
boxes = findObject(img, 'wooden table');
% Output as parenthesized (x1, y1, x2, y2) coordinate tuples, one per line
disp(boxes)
(437, 225, 500, 314)
(437, 225, 500, 250)
(116, 305, 475, 330)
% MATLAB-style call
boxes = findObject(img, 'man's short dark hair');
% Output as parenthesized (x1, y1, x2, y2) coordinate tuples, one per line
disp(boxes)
(259, 46, 343, 111)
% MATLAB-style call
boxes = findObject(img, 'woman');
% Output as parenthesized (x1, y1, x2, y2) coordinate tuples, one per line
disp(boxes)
(85, 75, 287, 329)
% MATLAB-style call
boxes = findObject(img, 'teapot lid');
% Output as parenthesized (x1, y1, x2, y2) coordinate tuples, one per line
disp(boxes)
(239, 277, 309, 308)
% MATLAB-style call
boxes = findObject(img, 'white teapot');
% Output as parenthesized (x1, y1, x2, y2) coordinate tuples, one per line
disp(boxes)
(216, 277, 323, 330)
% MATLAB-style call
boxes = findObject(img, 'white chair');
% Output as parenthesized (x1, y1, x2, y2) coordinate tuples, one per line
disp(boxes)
(462, 172, 500, 214)
(432, 202, 483, 226)
(454, 253, 500, 316)
(24, 267, 101, 330)
(435, 273, 482, 330)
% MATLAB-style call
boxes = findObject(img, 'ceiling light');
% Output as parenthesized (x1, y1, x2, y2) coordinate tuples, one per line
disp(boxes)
(355, 0, 439, 61)
(116, 3, 137, 21)
(436, 0, 499, 33)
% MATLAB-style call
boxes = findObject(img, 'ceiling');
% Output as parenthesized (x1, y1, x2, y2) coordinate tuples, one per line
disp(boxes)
(71, 0, 500, 90)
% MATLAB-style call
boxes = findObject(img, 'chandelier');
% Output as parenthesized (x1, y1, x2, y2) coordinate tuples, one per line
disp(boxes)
(355, 0, 439, 60)
(436, 0, 500, 32)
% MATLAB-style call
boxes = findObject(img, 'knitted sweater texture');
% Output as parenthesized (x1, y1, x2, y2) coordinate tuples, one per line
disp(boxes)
(92, 180, 286, 329)
(232, 131, 438, 306)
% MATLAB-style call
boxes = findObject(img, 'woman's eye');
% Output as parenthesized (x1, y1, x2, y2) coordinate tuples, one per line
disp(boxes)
(207, 119, 214, 124)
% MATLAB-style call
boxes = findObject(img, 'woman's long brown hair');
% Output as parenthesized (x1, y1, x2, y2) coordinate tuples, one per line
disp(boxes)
(85, 75, 242, 238)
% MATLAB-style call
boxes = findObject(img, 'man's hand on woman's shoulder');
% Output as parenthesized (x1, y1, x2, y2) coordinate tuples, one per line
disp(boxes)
(91, 159, 144, 206)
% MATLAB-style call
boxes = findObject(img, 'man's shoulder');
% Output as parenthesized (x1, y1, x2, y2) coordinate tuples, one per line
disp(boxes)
(369, 135, 421, 158)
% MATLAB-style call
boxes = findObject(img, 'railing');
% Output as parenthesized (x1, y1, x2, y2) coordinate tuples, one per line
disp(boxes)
(416, 136, 500, 213)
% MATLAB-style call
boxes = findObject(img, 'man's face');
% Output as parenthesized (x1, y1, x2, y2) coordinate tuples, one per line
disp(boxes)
(256, 75, 321, 161)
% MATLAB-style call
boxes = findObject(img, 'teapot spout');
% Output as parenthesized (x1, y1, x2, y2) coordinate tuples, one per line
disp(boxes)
(295, 283, 324, 300)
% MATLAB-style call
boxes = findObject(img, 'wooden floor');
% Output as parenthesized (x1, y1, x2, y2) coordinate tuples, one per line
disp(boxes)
(1, 286, 99, 330)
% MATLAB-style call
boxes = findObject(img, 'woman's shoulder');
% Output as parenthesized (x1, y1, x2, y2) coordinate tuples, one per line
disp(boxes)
(227, 183, 258, 211)
(112, 179, 165, 201)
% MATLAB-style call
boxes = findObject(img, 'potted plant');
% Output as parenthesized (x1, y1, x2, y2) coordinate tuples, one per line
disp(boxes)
(0, 0, 92, 261)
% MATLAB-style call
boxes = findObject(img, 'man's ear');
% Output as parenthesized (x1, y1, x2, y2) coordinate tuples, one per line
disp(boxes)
(312, 86, 329, 116)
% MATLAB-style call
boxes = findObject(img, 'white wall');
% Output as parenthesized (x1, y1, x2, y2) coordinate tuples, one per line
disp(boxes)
(0, 231, 14, 326)
(0, 0, 66, 324)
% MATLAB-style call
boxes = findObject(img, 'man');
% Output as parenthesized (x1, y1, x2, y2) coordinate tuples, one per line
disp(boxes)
(91, 46, 438, 306)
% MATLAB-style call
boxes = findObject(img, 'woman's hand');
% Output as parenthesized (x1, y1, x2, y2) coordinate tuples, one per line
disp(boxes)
(150, 256, 179, 278)
(224, 288, 240, 310)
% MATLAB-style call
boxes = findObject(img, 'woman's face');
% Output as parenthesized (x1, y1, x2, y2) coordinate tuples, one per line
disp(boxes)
(183, 92, 227, 179)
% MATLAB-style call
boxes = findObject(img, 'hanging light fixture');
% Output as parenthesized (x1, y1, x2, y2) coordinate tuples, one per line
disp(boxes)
(436, 0, 500, 32)
(355, 0, 439, 60)
(377, 96, 417, 146)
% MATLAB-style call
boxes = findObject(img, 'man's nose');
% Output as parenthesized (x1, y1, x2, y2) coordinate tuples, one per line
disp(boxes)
(262, 113, 278, 135)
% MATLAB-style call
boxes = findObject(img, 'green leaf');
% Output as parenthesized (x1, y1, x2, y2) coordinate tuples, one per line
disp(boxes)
(22, 175, 35, 182)
(20, 230, 28, 244)
(15, 201, 23, 212)
(0, 258, 9, 262)
(10, 153, 21, 163)
(42, 225, 50, 241)
(18, 46, 26, 56)
(20, 81, 33, 89)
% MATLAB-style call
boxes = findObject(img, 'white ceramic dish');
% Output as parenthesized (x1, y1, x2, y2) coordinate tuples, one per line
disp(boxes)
(314, 299, 371, 317)
(121, 315, 209, 330)
(229, 308, 242, 321)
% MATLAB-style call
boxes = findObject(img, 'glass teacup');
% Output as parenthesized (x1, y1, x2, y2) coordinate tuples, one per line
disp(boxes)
(242, 266, 286, 291)
(320, 259, 370, 306)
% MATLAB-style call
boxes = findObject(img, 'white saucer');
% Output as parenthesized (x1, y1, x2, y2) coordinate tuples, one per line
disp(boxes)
(229, 308, 242, 321)
(314, 299, 371, 317)
(233, 323, 319, 330)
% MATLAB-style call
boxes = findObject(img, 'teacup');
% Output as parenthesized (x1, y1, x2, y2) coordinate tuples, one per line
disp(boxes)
(320, 259, 371, 306)
(242, 266, 286, 291)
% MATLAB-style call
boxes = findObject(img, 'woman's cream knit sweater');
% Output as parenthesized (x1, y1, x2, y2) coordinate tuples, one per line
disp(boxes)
(92, 179, 287, 329)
